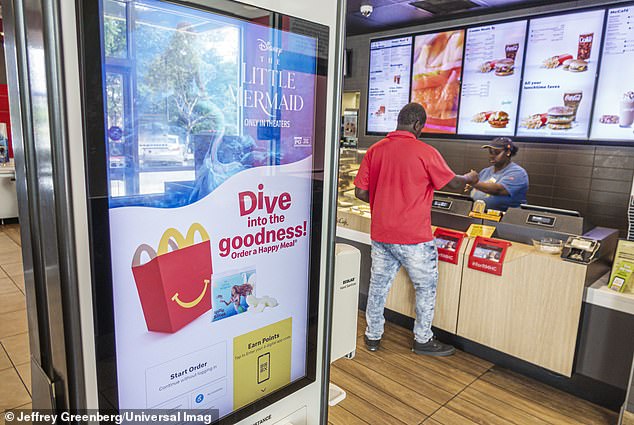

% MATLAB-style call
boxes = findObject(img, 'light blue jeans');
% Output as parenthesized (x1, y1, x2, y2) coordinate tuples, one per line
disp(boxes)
(366, 240, 438, 344)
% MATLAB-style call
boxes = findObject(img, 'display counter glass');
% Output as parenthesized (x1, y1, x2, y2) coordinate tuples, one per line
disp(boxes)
(337, 148, 367, 210)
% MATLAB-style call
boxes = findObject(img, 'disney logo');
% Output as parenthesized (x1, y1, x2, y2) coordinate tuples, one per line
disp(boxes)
(257, 39, 283, 56)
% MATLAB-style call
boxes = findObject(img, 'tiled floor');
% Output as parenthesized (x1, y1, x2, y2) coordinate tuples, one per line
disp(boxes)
(328, 313, 618, 424)
(0, 223, 31, 412)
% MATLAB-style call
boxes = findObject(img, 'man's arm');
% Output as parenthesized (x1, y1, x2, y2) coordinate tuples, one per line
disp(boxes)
(355, 187, 370, 203)
(470, 180, 509, 196)
(443, 170, 479, 190)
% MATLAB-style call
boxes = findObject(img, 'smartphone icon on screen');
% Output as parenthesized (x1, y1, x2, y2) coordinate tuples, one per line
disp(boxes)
(258, 353, 270, 384)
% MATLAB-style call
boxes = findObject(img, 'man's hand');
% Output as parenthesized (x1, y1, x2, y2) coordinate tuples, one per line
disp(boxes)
(355, 187, 370, 203)
(464, 170, 479, 185)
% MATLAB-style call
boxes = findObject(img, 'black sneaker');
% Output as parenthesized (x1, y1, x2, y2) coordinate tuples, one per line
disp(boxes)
(412, 338, 455, 356)
(364, 336, 381, 352)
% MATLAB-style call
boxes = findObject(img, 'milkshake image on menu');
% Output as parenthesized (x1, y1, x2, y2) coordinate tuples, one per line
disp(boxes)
(620, 91, 634, 128)
(563, 91, 583, 121)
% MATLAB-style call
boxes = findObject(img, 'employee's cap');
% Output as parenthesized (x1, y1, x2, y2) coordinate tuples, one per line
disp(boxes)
(482, 137, 518, 154)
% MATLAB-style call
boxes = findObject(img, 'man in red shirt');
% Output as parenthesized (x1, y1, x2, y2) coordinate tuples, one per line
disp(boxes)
(354, 103, 478, 356)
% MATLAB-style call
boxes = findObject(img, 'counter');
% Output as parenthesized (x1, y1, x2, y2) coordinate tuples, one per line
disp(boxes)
(336, 197, 620, 377)
(457, 238, 587, 376)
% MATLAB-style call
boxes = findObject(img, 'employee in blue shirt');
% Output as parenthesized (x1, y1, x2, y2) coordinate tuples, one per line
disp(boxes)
(469, 137, 529, 212)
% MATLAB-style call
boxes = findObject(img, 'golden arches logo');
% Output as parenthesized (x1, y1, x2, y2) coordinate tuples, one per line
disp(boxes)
(158, 223, 210, 255)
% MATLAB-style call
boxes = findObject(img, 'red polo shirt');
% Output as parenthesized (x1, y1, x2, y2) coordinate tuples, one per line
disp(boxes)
(354, 131, 455, 244)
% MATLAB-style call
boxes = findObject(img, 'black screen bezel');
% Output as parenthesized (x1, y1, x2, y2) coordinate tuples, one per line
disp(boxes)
(365, 35, 414, 136)
(364, 2, 634, 147)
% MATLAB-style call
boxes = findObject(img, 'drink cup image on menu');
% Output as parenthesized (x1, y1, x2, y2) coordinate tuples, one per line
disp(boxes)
(620, 91, 634, 127)
(131, 223, 213, 333)
(212, 268, 256, 321)
(563, 90, 583, 121)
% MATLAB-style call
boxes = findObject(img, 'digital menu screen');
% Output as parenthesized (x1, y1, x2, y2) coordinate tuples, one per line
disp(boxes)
(96, 0, 326, 420)
(458, 21, 527, 136)
(411, 30, 465, 134)
(591, 6, 634, 141)
(367, 37, 413, 134)
(517, 9, 605, 139)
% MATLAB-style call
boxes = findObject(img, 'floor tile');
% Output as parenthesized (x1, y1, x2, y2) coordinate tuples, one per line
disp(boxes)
(0, 278, 19, 295)
(0, 251, 21, 267)
(0, 235, 19, 255)
(2, 225, 22, 247)
(0, 347, 11, 371)
(0, 368, 31, 410)
(1, 263, 23, 277)
(1, 333, 30, 366)
(15, 363, 31, 395)
(8, 274, 24, 293)
(0, 291, 25, 315)
(0, 311, 28, 339)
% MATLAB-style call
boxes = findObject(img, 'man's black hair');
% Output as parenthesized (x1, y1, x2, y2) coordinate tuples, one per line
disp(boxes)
(397, 103, 427, 127)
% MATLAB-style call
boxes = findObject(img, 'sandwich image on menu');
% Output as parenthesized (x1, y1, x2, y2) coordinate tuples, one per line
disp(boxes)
(517, 9, 604, 139)
(458, 20, 527, 136)
(520, 90, 583, 131)
(478, 43, 519, 76)
(468, 43, 517, 130)
(411, 30, 464, 134)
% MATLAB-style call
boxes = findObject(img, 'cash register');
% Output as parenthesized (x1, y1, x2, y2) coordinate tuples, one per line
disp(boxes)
(486, 204, 618, 282)
(431, 192, 482, 231)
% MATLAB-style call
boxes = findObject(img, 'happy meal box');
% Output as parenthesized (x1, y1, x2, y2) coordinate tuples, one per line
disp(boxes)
(131, 223, 212, 333)
(212, 269, 256, 321)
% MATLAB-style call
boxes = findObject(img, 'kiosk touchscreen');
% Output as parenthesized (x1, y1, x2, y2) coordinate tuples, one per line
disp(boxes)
(80, 0, 336, 423)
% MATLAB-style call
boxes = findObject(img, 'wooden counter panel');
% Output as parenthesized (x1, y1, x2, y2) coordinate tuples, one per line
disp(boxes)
(337, 208, 371, 234)
(457, 240, 586, 376)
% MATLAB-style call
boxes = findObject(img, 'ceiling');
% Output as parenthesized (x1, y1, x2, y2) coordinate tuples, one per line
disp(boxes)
(346, 0, 564, 35)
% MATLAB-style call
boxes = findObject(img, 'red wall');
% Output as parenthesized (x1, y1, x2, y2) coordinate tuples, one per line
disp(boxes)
(0, 85, 13, 158)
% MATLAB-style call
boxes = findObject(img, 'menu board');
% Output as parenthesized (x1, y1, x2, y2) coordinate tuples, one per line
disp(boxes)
(367, 37, 413, 134)
(411, 30, 465, 134)
(591, 6, 634, 141)
(517, 10, 605, 139)
(458, 21, 527, 136)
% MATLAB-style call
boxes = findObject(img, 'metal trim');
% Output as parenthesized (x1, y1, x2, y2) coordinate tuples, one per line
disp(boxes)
(1, 0, 48, 373)
(319, 0, 347, 421)
(41, 0, 86, 410)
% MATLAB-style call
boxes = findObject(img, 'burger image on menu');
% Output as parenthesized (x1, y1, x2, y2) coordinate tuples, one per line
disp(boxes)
(488, 111, 510, 128)
(568, 59, 588, 72)
(478, 43, 519, 76)
(494, 58, 515, 76)
(541, 33, 594, 72)
(547, 106, 575, 130)
(471, 111, 510, 128)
